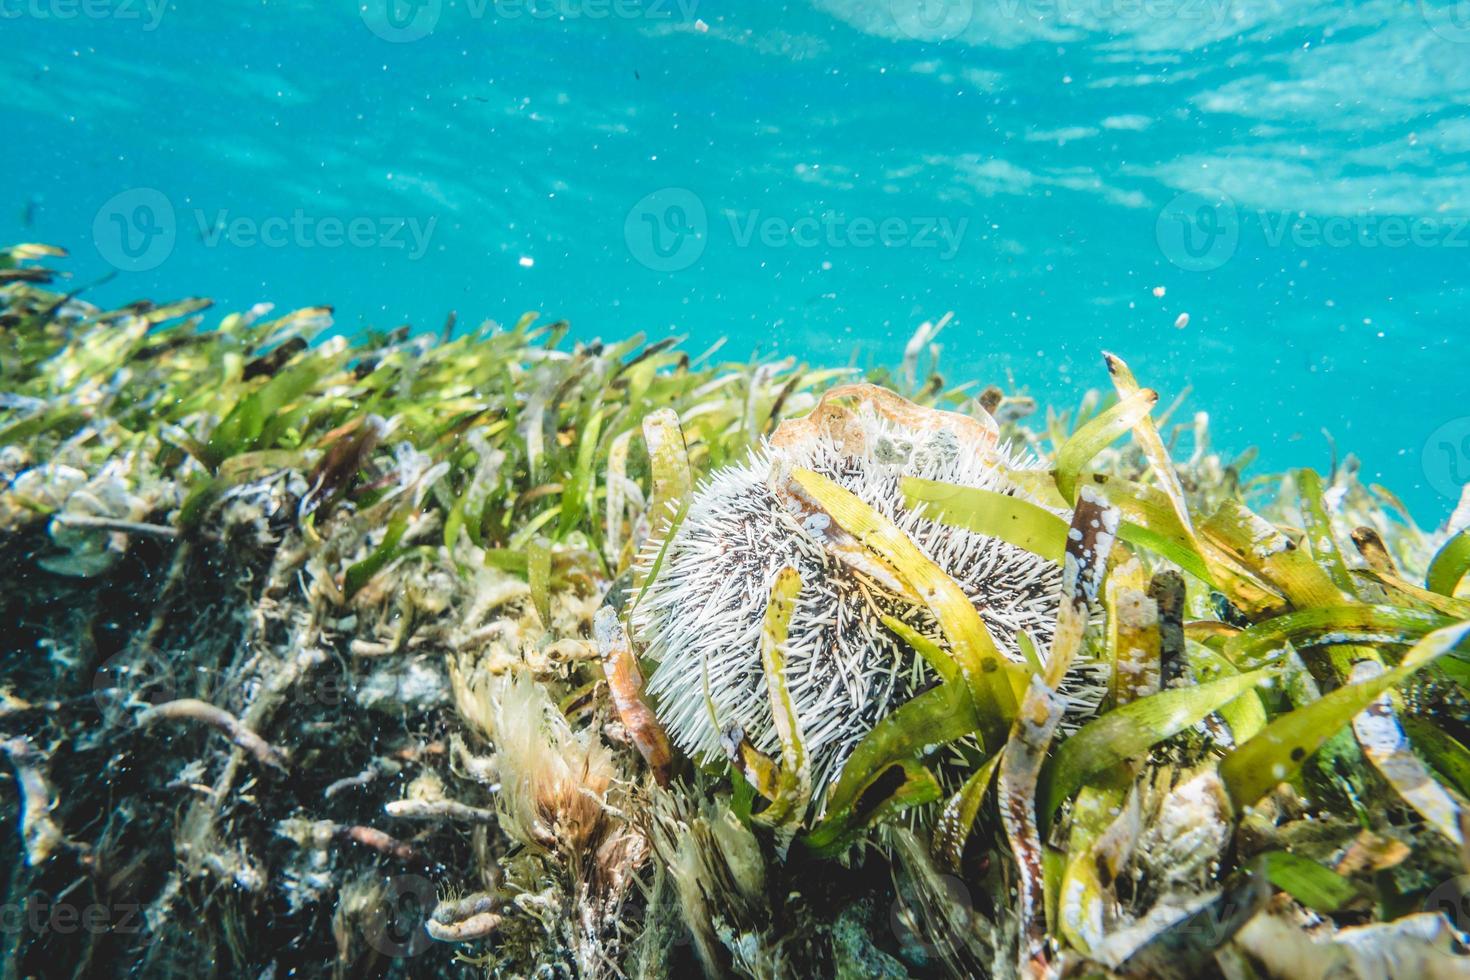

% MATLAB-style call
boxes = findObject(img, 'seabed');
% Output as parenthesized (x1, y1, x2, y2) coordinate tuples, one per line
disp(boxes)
(1, 243, 1468, 979)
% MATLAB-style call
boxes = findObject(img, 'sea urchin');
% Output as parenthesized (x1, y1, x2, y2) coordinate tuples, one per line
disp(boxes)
(632, 385, 1106, 810)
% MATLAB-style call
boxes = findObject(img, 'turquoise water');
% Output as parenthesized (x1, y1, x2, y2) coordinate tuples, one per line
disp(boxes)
(5, 1, 1468, 523)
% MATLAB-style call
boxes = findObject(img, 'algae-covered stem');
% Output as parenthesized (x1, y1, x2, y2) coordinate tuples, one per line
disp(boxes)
(0, 736, 70, 866)
(1000, 485, 1121, 976)
(136, 699, 288, 772)
(594, 606, 673, 786)
(427, 892, 502, 942)
(50, 512, 180, 539)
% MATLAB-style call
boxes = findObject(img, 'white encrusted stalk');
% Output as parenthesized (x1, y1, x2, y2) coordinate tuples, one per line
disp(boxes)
(1, 737, 67, 865)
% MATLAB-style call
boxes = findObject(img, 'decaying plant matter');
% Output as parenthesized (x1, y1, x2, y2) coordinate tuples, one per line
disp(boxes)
(1, 242, 1468, 979)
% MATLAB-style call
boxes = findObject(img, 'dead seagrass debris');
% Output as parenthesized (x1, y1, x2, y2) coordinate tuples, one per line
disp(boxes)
(384, 797, 497, 824)
(427, 891, 503, 942)
(594, 605, 673, 786)
(136, 698, 289, 771)
(338, 824, 430, 865)
(0, 736, 71, 866)
(49, 512, 180, 539)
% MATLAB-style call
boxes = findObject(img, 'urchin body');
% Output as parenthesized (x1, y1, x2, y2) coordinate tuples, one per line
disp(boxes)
(634, 397, 1101, 807)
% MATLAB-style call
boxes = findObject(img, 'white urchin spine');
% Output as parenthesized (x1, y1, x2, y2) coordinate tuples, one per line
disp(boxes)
(632, 400, 1105, 810)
